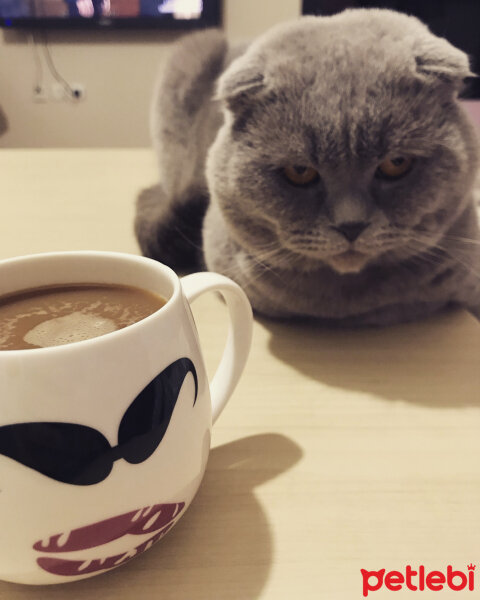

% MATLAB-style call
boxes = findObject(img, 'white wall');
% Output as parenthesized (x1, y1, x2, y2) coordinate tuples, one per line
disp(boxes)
(0, 0, 301, 147)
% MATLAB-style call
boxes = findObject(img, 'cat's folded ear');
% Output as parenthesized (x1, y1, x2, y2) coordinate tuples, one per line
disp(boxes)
(215, 56, 266, 112)
(414, 33, 475, 92)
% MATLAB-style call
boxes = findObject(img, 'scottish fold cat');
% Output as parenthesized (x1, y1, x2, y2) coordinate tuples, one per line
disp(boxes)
(136, 8, 480, 325)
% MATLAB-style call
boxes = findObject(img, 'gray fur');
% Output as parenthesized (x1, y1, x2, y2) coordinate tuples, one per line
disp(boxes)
(136, 9, 480, 325)
(0, 103, 7, 136)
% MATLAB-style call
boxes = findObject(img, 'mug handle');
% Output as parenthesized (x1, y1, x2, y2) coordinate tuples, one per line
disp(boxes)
(181, 272, 253, 424)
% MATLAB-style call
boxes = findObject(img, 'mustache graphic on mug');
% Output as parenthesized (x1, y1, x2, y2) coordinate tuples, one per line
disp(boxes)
(0, 358, 198, 486)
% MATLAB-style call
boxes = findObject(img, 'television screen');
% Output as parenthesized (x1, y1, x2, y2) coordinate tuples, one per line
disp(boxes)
(0, 0, 220, 28)
(302, 0, 480, 98)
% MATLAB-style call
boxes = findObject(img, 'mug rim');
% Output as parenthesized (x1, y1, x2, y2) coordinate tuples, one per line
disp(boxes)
(0, 250, 181, 355)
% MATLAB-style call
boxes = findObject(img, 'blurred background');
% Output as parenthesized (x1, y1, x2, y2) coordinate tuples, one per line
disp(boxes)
(0, 0, 478, 147)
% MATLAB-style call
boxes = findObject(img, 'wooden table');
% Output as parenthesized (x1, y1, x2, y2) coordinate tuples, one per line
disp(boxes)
(0, 149, 479, 599)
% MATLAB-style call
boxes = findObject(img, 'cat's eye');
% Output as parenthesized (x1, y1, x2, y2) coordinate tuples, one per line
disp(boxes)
(283, 165, 319, 187)
(375, 156, 414, 180)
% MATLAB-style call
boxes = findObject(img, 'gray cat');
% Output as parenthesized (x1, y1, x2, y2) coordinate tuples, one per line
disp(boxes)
(135, 8, 480, 325)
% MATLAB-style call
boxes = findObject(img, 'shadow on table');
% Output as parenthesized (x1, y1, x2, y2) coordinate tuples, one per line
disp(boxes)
(260, 309, 480, 408)
(1, 433, 302, 600)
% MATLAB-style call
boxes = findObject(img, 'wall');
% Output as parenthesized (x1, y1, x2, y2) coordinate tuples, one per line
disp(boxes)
(0, 0, 301, 147)
(1, 1, 479, 148)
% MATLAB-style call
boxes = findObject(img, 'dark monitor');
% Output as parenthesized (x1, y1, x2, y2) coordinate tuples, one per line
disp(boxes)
(302, 0, 480, 98)
(0, 0, 220, 29)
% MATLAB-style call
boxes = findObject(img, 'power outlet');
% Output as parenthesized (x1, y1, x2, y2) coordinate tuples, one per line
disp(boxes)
(71, 83, 86, 101)
(51, 82, 86, 102)
(32, 84, 47, 103)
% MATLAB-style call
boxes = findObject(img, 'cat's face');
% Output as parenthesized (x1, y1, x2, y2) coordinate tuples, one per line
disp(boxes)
(207, 10, 479, 275)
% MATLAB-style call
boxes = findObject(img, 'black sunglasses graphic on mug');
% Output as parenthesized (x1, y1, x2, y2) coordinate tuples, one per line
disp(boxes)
(0, 358, 198, 486)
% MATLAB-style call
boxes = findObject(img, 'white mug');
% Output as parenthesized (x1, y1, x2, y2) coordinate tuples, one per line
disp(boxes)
(0, 251, 252, 585)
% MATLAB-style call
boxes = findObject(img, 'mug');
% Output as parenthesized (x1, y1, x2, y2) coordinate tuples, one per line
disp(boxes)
(0, 251, 252, 585)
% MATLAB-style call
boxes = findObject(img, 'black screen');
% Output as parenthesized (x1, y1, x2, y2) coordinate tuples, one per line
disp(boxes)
(0, 0, 220, 29)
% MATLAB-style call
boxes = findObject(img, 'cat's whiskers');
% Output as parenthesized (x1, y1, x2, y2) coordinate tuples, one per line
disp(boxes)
(222, 244, 292, 287)
(441, 233, 480, 246)
(395, 241, 454, 282)
(406, 233, 480, 279)
(431, 243, 480, 279)
(249, 242, 330, 281)
(404, 244, 445, 268)
(172, 225, 204, 252)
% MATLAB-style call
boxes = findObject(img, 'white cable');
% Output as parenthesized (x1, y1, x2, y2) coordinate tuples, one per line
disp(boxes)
(28, 31, 44, 95)
(39, 31, 77, 100)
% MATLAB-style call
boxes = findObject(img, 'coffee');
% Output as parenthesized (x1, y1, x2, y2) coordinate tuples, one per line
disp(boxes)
(0, 283, 167, 350)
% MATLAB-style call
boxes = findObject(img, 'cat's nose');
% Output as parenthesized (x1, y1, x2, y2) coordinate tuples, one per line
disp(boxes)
(332, 221, 370, 242)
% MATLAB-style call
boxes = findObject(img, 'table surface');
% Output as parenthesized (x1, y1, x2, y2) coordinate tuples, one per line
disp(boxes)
(0, 149, 479, 599)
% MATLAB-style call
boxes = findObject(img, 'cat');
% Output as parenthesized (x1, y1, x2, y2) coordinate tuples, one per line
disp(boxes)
(135, 8, 480, 326)
(0, 103, 7, 137)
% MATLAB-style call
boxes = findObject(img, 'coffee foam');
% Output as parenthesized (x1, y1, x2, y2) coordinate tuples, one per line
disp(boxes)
(23, 311, 118, 348)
